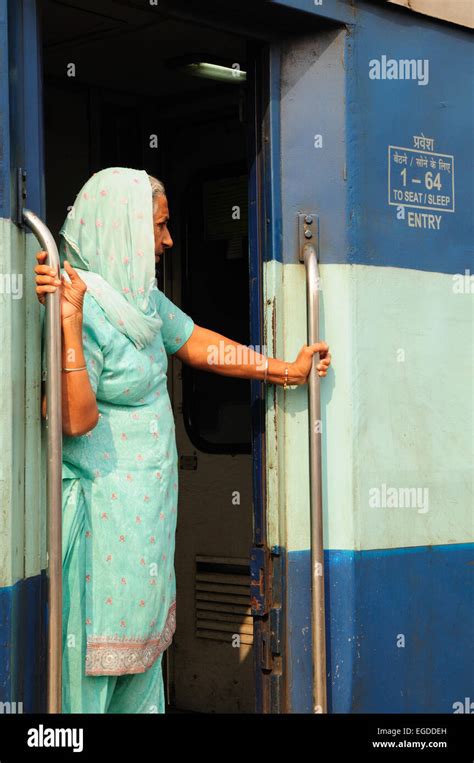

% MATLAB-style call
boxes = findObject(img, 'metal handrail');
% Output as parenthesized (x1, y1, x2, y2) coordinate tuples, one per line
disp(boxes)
(22, 209, 62, 714)
(299, 213, 327, 713)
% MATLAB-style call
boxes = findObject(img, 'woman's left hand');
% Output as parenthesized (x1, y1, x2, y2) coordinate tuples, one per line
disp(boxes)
(289, 342, 331, 385)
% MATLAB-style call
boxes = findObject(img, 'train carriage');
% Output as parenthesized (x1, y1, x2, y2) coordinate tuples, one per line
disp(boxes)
(0, 0, 472, 713)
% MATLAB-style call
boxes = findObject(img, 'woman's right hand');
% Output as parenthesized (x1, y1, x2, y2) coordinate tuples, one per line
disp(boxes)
(34, 252, 87, 321)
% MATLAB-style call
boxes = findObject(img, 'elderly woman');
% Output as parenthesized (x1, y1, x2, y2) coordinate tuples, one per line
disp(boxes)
(34, 167, 331, 714)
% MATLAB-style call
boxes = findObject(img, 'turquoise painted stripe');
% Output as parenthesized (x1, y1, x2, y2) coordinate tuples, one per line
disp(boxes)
(265, 261, 473, 553)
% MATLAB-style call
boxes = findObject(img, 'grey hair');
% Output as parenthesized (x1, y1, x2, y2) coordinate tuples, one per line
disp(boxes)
(148, 175, 166, 209)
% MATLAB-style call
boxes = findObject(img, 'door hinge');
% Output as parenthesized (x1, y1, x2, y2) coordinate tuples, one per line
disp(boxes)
(251, 545, 283, 672)
(14, 168, 27, 226)
(270, 598, 282, 655)
(250, 546, 267, 615)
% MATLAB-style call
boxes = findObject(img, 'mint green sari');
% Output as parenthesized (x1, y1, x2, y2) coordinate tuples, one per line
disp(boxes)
(45, 168, 195, 712)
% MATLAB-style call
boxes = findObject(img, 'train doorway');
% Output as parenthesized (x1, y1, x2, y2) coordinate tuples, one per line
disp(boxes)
(41, 0, 265, 714)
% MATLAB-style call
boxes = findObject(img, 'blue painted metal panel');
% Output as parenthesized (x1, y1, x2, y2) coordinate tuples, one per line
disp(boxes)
(264, 47, 282, 266)
(7, 0, 44, 219)
(268, 0, 355, 25)
(0, 573, 47, 711)
(288, 545, 474, 713)
(0, 585, 14, 701)
(274, 0, 473, 716)
(0, 0, 11, 217)
(344, 2, 474, 275)
(22, 0, 44, 218)
(275, 2, 473, 274)
(0, 0, 46, 713)
(279, 27, 348, 267)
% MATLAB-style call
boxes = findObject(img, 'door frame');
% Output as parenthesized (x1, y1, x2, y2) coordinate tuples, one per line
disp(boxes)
(7, 0, 291, 713)
(247, 42, 285, 714)
(1, 0, 47, 712)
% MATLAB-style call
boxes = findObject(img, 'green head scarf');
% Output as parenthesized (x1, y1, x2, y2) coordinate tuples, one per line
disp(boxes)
(59, 167, 163, 349)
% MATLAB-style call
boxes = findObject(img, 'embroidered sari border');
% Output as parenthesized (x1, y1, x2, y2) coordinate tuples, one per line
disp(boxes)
(85, 600, 176, 676)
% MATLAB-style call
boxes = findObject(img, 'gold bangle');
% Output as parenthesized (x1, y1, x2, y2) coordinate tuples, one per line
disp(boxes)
(62, 366, 87, 372)
(283, 367, 289, 390)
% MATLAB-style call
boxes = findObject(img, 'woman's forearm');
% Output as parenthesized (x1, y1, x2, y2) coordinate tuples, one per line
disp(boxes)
(60, 314, 99, 436)
(176, 326, 300, 385)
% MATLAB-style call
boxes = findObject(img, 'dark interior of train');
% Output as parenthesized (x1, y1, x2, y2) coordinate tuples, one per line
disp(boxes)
(42, 0, 256, 713)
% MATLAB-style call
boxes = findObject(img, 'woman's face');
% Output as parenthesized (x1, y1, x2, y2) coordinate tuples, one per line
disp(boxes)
(153, 194, 173, 263)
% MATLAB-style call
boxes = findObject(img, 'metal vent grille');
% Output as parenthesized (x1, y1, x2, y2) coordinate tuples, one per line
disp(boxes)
(195, 555, 253, 645)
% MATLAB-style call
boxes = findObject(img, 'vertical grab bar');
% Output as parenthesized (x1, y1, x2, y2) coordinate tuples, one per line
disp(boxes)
(298, 214, 327, 713)
(22, 209, 62, 714)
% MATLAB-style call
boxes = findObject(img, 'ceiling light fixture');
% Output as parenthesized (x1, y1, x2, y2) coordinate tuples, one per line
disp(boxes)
(181, 62, 247, 83)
